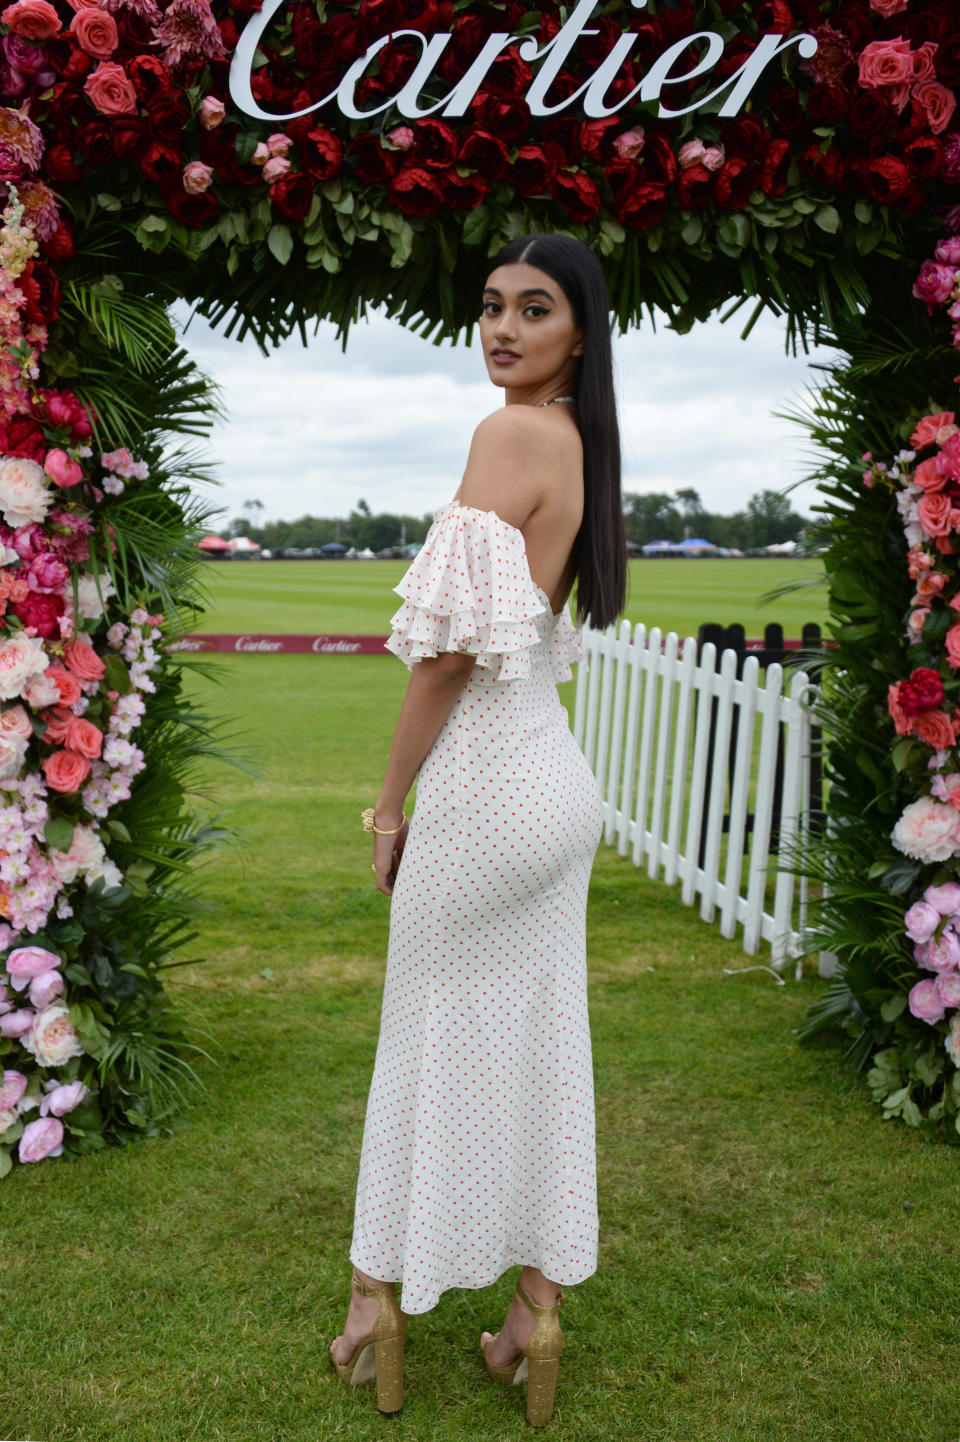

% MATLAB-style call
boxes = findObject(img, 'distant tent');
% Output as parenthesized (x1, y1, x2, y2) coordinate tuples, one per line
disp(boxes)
(197, 535, 230, 552)
(320, 542, 347, 554)
(678, 537, 717, 554)
(640, 539, 683, 556)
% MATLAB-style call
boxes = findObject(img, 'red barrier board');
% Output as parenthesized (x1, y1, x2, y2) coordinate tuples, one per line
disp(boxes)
(167, 634, 390, 654)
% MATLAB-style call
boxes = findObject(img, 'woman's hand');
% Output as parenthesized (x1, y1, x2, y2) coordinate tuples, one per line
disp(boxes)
(372, 816, 409, 897)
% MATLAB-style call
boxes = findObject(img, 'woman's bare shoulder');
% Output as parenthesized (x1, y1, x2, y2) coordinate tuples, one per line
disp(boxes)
(459, 406, 581, 528)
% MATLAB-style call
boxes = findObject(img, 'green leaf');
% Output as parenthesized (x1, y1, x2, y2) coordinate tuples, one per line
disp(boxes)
(0, 1148, 11, 1180)
(902, 1098, 921, 1127)
(44, 816, 75, 854)
(814, 204, 841, 235)
(880, 994, 907, 1022)
(266, 225, 294, 266)
(103, 654, 131, 694)
(891, 737, 915, 772)
(462, 207, 489, 247)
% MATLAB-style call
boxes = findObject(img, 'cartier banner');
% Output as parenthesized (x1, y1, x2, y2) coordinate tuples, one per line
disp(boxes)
(230, 0, 817, 126)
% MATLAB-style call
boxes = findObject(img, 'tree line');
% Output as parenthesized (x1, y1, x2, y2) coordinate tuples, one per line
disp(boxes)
(225, 489, 810, 553)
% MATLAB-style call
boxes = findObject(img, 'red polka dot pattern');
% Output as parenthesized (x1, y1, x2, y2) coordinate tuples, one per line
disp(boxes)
(350, 503, 603, 1315)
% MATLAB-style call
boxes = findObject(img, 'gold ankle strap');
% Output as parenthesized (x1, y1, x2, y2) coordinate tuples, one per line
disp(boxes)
(516, 1280, 563, 1316)
(351, 1271, 395, 1297)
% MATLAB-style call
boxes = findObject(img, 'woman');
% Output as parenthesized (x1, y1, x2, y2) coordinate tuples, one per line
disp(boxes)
(330, 232, 626, 1427)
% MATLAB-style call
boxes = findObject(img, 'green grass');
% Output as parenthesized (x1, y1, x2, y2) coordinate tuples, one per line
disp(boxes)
(3, 654, 957, 1442)
(194, 557, 828, 639)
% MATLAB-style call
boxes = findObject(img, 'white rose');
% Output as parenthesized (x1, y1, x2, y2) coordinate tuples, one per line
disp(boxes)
(0, 634, 49, 702)
(19, 1003, 85, 1067)
(0, 456, 51, 528)
(86, 856, 123, 891)
(71, 573, 116, 621)
(0, 1107, 17, 1135)
(0, 730, 28, 780)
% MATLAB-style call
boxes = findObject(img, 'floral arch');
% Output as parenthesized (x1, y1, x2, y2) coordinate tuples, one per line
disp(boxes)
(1, 0, 960, 1172)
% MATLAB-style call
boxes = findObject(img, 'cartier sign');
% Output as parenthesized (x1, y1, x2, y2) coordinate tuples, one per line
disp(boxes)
(229, 0, 818, 125)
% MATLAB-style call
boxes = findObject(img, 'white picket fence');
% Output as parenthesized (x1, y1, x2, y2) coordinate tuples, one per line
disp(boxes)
(572, 622, 818, 975)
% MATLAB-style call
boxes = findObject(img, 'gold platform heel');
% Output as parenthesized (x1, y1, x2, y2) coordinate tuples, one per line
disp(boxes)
(481, 1280, 564, 1427)
(332, 1271, 406, 1415)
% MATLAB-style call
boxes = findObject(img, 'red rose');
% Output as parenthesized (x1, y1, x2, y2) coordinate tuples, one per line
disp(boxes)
(0, 415, 45, 462)
(126, 53, 174, 103)
(641, 134, 678, 186)
(482, 48, 532, 100)
(713, 158, 761, 211)
(798, 143, 846, 189)
(849, 91, 893, 145)
(301, 127, 342, 183)
(472, 92, 531, 146)
(614, 181, 668, 230)
(905, 137, 945, 181)
(348, 133, 398, 184)
(675, 162, 712, 210)
(935, 33, 960, 86)
(140, 140, 181, 184)
(43, 143, 83, 185)
(76, 121, 114, 166)
(578, 118, 619, 160)
(805, 84, 850, 125)
(459, 129, 508, 178)
(162, 184, 218, 228)
(552, 170, 601, 222)
(860, 154, 911, 203)
(764, 87, 807, 137)
(388, 165, 443, 216)
(440, 169, 489, 210)
(197, 124, 260, 187)
(147, 97, 189, 144)
(760, 138, 790, 196)
(510, 142, 564, 195)
(111, 116, 149, 161)
(378, 37, 421, 91)
(17, 259, 60, 325)
(12, 592, 64, 638)
(725, 116, 769, 162)
(49, 42, 93, 83)
(269, 173, 313, 221)
(411, 118, 458, 169)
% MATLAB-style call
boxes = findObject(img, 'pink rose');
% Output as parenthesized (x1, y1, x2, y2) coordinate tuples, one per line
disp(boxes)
(42, 748, 91, 793)
(916, 571, 948, 602)
(913, 260, 956, 312)
(28, 969, 64, 1009)
(182, 161, 213, 195)
(18, 1115, 64, 1162)
(68, 5, 118, 58)
(892, 796, 960, 862)
(909, 977, 946, 1023)
(701, 146, 725, 172)
(910, 41, 938, 83)
(936, 971, 960, 1009)
(64, 716, 102, 758)
(614, 127, 646, 161)
(913, 80, 958, 135)
(199, 96, 225, 129)
(0, 0, 61, 38)
(888, 682, 914, 735)
(858, 37, 913, 91)
(262, 156, 291, 184)
(386, 125, 414, 150)
(924, 881, 960, 914)
(913, 457, 946, 492)
(908, 608, 930, 639)
(40, 1079, 87, 1116)
(0, 1069, 27, 1109)
(936, 432, 960, 481)
(6, 945, 62, 985)
(904, 899, 940, 942)
(913, 709, 958, 749)
(0, 704, 31, 738)
(83, 60, 138, 117)
(43, 664, 81, 706)
(62, 636, 105, 682)
(44, 449, 84, 488)
(0, 1007, 34, 1037)
(868, 0, 907, 14)
(266, 133, 292, 158)
(911, 411, 957, 448)
(916, 491, 953, 536)
(946, 624, 960, 670)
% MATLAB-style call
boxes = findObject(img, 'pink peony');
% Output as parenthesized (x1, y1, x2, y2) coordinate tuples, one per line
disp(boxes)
(918, 927, 960, 973)
(0, 633, 49, 702)
(924, 881, 960, 915)
(909, 977, 945, 1023)
(6, 945, 62, 986)
(936, 240, 960, 267)
(913, 260, 957, 312)
(18, 1115, 64, 1162)
(0, 704, 32, 739)
(0, 1069, 27, 1109)
(935, 432, 960, 481)
(0, 1008, 34, 1037)
(28, 969, 64, 1009)
(0, 456, 50, 528)
(20, 1002, 84, 1066)
(946, 1013, 960, 1065)
(892, 796, 960, 862)
(904, 899, 940, 942)
(40, 1079, 87, 1116)
(26, 551, 69, 594)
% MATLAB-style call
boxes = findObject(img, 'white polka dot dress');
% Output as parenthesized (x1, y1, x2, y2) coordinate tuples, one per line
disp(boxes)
(350, 503, 603, 1315)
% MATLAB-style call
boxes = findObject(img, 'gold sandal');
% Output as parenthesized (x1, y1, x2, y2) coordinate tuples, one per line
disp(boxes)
(331, 1271, 406, 1415)
(481, 1279, 564, 1427)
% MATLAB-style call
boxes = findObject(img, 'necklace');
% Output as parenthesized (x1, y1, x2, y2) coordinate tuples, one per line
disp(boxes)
(541, 395, 575, 406)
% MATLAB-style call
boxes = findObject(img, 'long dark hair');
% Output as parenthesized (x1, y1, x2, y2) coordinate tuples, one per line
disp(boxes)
(488, 232, 626, 630)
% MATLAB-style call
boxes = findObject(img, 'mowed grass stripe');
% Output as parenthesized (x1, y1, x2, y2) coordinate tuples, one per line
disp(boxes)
(1, 653, 957, 1442)
(193, 557, 828, 638)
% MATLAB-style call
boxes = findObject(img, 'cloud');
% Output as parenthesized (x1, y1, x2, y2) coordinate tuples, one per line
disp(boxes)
(172, 301, 835, 527)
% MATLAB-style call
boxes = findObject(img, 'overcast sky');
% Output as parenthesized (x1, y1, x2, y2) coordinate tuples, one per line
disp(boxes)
(172, 300, 836, 529)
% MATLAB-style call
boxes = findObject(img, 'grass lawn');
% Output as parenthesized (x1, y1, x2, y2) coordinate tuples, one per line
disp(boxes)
(193, 557, 828, 640)
(3, 646, 957, 1442)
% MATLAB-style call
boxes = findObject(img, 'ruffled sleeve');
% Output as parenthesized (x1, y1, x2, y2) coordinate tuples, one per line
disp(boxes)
(543, 604, 583, 685)
(385, 503, 548, 681)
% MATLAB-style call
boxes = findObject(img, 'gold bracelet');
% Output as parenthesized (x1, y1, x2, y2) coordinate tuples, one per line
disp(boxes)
(361, 807, 406, 835)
